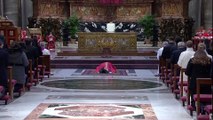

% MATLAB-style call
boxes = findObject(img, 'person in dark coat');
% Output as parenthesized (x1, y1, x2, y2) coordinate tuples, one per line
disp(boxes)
(185, 43, 212, 109)
(170, 41, 186, 65)
(25, 38, 38, 69)
(8, 42, 29, 91)
(0, 40, 9, 97)
(161, 37, 177, 60)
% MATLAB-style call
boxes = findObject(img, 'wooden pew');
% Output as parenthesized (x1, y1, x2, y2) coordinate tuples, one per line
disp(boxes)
(172, 64, 181, 98)
(179, 68, 189, 107)
(41, 55, 51, 78)
(0, 66, 16, 104)
(159, 56, 166, 80)
(28, 59, 38, 86)
(195, 78, 212, 115)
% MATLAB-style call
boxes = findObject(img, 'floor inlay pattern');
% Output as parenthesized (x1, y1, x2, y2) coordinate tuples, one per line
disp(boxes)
(24, 103, 157, 120)
(46, 95, 149, 101)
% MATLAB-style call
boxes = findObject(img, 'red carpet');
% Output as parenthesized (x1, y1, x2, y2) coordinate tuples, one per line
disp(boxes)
(82, 69, 128, 76)
(25, 103, 157, 120)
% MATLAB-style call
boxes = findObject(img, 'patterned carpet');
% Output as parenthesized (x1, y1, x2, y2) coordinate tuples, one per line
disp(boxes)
(25, 103, 157, 120)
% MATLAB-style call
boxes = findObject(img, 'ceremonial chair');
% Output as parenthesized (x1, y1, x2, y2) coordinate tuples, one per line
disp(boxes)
(0, 66, 17, 104)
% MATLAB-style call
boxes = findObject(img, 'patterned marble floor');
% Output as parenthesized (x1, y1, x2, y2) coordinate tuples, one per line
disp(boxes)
(0, 68, 195, 120)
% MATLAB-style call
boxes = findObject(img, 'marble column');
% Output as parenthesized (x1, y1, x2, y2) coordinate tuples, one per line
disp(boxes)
(203, 0, 212, 29)
(3, 0, 19, 26)
(24, 0, 33, 27)
(0, 0, 3, 16)
(188, 0, 201, 30)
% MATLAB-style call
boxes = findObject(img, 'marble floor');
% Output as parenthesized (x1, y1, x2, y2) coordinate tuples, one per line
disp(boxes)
(0, 68, 196, 120)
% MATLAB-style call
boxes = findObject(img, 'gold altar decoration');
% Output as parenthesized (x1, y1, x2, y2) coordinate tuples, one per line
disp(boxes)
(33, 0, 190, 21)
(28, 28, 42, 36)
(78, 32, 137, 53)
(162, 2, 183, 17)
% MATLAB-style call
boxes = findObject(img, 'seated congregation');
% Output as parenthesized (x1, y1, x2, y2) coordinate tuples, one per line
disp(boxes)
(0, 35, 50, 104)
(158, 36, 212, 120)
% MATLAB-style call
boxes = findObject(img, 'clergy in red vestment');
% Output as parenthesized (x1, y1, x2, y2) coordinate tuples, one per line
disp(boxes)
(96, 62, 117, 73)
(46, 32, 56, 50)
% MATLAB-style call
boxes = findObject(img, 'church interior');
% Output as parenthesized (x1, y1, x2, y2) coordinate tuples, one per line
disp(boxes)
(0, 0, 212, 120)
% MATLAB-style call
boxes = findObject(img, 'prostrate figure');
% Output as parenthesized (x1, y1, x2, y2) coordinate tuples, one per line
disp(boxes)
(96, 62, 117, 74)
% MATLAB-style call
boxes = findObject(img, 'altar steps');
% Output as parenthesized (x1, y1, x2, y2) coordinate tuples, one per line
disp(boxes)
(57, 51, 156, 56)
(51, 59, 158, 69)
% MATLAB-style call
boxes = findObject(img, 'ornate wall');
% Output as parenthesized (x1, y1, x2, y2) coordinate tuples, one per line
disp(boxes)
(32, 0, 189, 22)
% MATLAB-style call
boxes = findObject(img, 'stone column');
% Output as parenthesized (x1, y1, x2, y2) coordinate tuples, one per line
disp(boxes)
(0, 0, 3, 16)
(24, 0, 33, 27)
(3, 0, 19, 26)
(188, 0, 201, 30)
(203, 0, 212, 29)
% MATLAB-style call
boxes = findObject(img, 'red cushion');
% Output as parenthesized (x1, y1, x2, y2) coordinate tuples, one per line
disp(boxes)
(204, 105, 212, 114)
(37, 65, 43, 68)
(45, 71, 51, 74)
(187, 105, 195, 111)
(184, 87, 188, 93)
(193, 94, 212, 102)
(181, 96, 187, 101)
(32, 79, 38, 83)
(172, 76, 180, 81)
(197, 115, 210, 120)
(0, 86, 3, 92)
(165, 80, 172, 84)
(174, 89, 180, 94)
(0, 94, 10, 100)
(26, 83, 32, 87)
(178, 81, 188, 86)
(11, 79, 17, 85)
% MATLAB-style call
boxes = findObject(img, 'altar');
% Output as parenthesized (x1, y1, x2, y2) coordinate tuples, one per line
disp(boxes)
(78, 32, 137, 53)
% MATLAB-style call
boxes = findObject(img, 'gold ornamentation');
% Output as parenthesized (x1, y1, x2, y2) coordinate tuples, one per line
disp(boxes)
(78, 32, 137, 53)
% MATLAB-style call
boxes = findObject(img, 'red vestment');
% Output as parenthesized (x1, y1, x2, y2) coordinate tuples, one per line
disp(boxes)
(96, 62, 117, 73)
(46, 33, 56, 50)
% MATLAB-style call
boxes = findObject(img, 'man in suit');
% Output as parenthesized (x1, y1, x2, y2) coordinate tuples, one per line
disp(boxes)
(0, 40, 9, 97)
